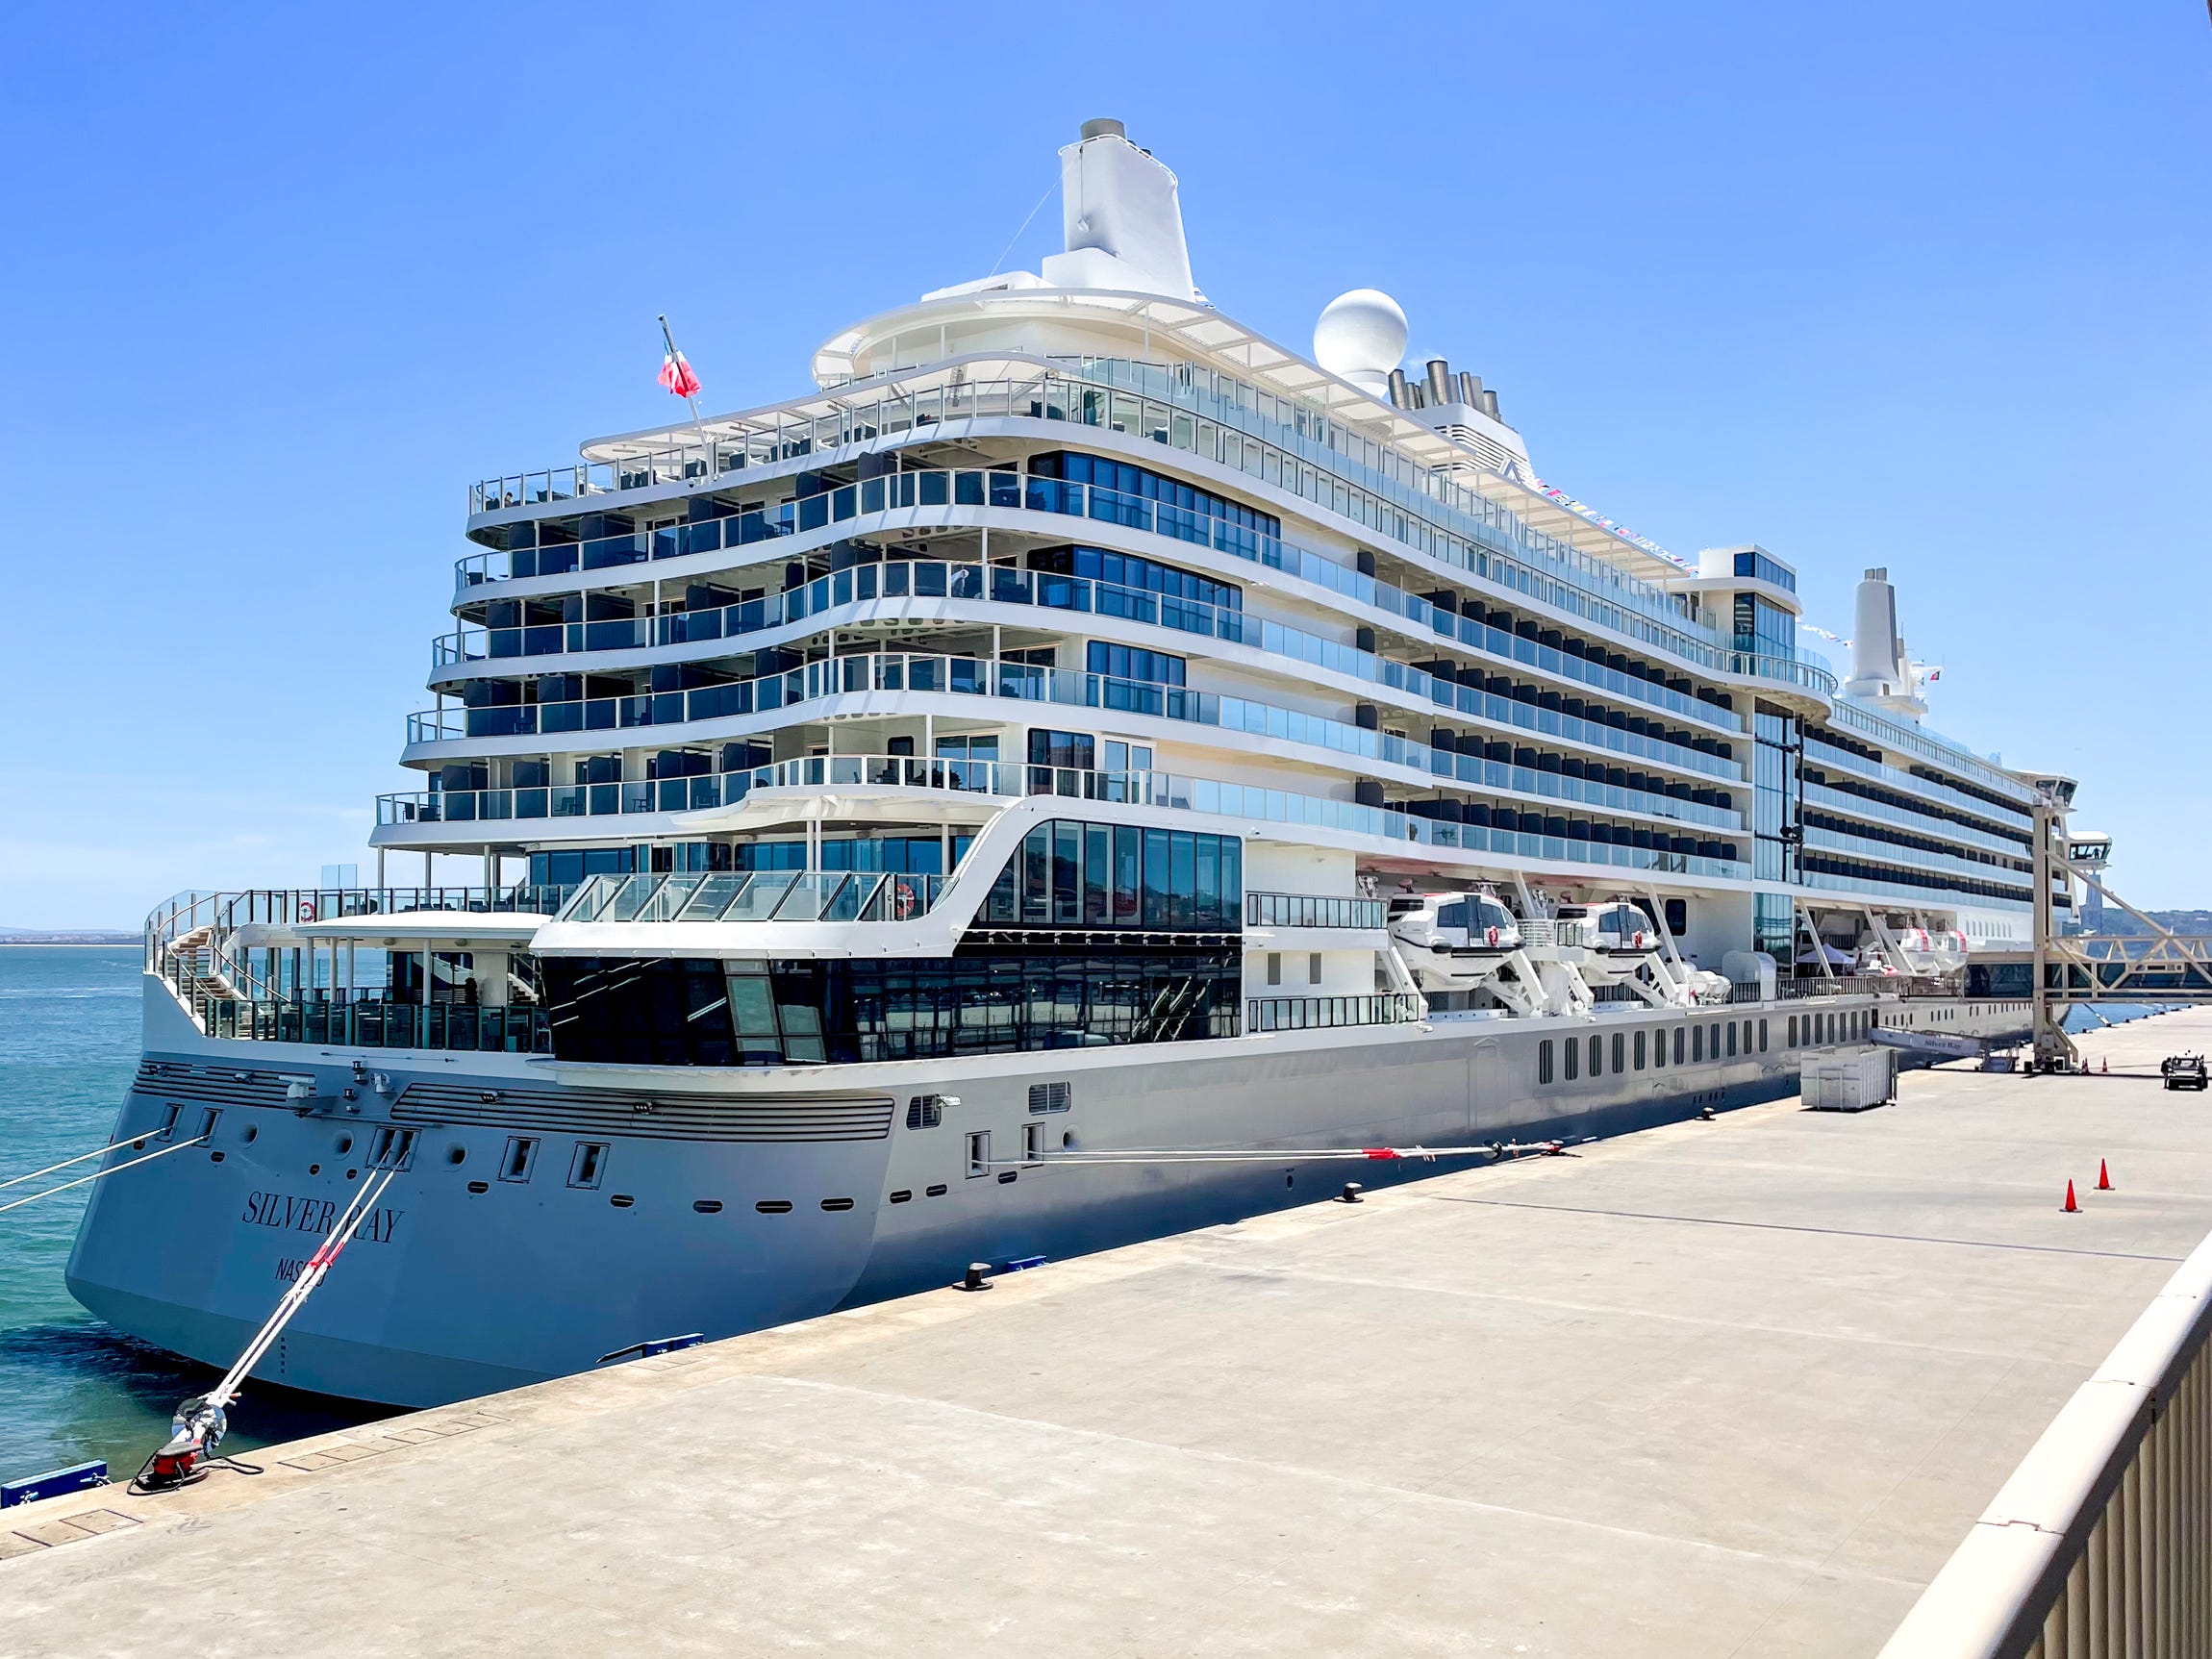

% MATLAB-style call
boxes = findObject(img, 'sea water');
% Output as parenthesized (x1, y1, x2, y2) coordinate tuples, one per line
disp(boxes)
(0, 947, 385, 1491)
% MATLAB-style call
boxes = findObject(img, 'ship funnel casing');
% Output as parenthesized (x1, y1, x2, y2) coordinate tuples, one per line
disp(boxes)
(1040, 122, 1197, 302)
(1846, 568, 1903, 692)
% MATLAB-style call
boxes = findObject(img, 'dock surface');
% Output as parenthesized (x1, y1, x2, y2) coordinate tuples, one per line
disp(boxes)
(13, 1012, 2212, 1657)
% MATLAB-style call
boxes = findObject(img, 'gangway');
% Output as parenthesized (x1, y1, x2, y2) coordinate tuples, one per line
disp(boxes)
(2002, 801, 2212, 1068)
(1871, 1025, 1996, 1064)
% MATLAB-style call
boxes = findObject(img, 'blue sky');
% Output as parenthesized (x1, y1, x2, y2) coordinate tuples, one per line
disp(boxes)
(1, 2, 2205, 926)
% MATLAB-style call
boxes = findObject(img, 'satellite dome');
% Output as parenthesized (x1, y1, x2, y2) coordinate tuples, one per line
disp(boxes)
(1314, 289, 1408, 396)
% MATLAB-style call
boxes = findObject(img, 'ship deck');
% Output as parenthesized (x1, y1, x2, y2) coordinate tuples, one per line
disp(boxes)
(13, 1011, 2212, 1656)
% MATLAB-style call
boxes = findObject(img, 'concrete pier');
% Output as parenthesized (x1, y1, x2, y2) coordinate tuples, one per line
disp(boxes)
(11, 1010, 2212, 1657)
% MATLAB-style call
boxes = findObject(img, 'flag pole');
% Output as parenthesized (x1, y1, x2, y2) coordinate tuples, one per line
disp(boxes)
(658, 314, 713, 468)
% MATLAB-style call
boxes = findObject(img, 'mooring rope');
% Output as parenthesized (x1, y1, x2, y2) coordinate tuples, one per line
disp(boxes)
(0, 1136, 211, 1216)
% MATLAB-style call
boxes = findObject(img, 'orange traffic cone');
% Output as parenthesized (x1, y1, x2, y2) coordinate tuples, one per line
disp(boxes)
(2063, 1179, 2080, 1214)
(2098, 1159, 2113, 1192)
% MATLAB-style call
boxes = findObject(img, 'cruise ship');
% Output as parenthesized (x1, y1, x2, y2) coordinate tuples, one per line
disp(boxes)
(70, 121, 2071, 1407)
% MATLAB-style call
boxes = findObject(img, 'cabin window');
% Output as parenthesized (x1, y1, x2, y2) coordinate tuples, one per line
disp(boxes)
(1564, 1039, 1580, 1081)
(1612, 1034, 1625, 1074)
(1538, 1040, 1554, 1085)
(1788, 1016, 1797, 1047)
(1758, 1019, 1769, 1052)
(1588, 1035, 1602, 1077)
(1267, 953, 1282, 986)
(1693, 1025, 1704, 1064)
(1672, 1026, 1685, 1066)
(1634, 1030, 1647, 1070)
(1309, 953, 1322, 986)
(1726, 1023, 1738, 1059)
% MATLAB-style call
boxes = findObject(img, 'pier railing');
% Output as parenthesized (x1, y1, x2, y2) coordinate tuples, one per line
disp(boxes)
(1878, 1227, 2212, 1659)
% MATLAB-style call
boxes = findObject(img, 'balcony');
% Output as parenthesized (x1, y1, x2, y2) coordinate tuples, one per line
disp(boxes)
(203, 996, 549, 1053)
(457, 462, 1751, 736)
(469, 362, 1736, 675)
(1246, 993, 1427, 1032)
(437, 556, 1747, 753)
(1244, 892, 1388, 929)
(413, 646, 1745, 799)
(377, 758, 1752, 885)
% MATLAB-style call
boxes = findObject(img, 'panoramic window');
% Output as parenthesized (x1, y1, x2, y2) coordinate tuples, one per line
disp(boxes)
(980, 819, 1240, 933)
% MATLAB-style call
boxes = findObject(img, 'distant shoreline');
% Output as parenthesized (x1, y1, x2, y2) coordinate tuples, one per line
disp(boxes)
(0, 940, 138, 948)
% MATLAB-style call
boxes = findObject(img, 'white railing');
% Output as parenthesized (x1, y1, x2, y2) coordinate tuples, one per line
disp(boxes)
(1879, 1226, 2212, 1658)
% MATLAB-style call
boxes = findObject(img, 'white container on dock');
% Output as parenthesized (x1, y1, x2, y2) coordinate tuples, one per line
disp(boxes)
(1801, 1048, 1896, 1112)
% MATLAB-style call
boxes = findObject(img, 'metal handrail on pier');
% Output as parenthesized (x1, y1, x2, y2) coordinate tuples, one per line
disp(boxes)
(1879, 1227, 2212, 1658)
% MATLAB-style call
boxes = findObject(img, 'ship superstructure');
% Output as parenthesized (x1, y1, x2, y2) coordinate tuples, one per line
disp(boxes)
(71, 121, 2063, 1405)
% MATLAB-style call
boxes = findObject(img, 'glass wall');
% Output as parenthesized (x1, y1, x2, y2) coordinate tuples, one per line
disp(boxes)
(977, 818, 1242, 932)
(1751, 703, 1800, 886)
(540, 947, 1242, 1067)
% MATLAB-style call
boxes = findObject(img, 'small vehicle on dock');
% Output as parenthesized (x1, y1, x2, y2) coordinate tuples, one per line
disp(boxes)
(2161, 1053, 2207, 1092)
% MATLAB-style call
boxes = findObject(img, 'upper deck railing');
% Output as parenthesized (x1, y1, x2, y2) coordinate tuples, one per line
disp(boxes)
(468, 365, 1740, 669)
(376, 757, 1753, 884)
(554, 869, 947, 927)
(441, 548, 1754, 739)
(456, 453, 1824, 712)
(413, 646, 1747, 792)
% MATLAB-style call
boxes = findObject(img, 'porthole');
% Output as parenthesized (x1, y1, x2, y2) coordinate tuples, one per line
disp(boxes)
(755, 1199, 793, 1215)
(465, 1180, 490, 1194)
(345, 1169, 358, 1180)
(609, 1194, 635, 1208)
(692, 1199, 723, 1215)
(820, 1197, 855, 1212)
(924, 1184, 948, 1197)
(210, 1151, 225, 1164)
(889, 1190, 913, 1204)
(996, 1170, 1018, 1185)
(308, 1163, 321, 1175)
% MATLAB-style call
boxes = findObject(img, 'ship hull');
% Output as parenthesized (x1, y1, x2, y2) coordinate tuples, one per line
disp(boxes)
(67, 978, 2032, 1406)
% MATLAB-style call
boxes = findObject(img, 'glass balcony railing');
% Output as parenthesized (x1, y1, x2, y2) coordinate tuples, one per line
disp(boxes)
(555, 869, 947, 926)
(1803, 738, 2033, 832)
(1800, 781, 2029, 860)
(1246, 993, 1427, 1032)
(439, 553, 1750, 740)
(203, 996, 550, 1053)
(1244, 892, 1388, 929)
(1800, 825, 2031, 890)
(469, 363, 1735, 672)
(1828, 695, 2034, 804)
(415, 645, 1747, 792)
(378, 759, 1751, 884)
(462, 437, 1779, 694)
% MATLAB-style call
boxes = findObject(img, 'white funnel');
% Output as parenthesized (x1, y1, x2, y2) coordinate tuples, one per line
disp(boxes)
(1841, 567, 1926, 721)
(1041, 120, 1197, 301)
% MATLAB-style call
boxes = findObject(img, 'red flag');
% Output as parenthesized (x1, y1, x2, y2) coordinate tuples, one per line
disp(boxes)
(658, 349, 701, 400)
